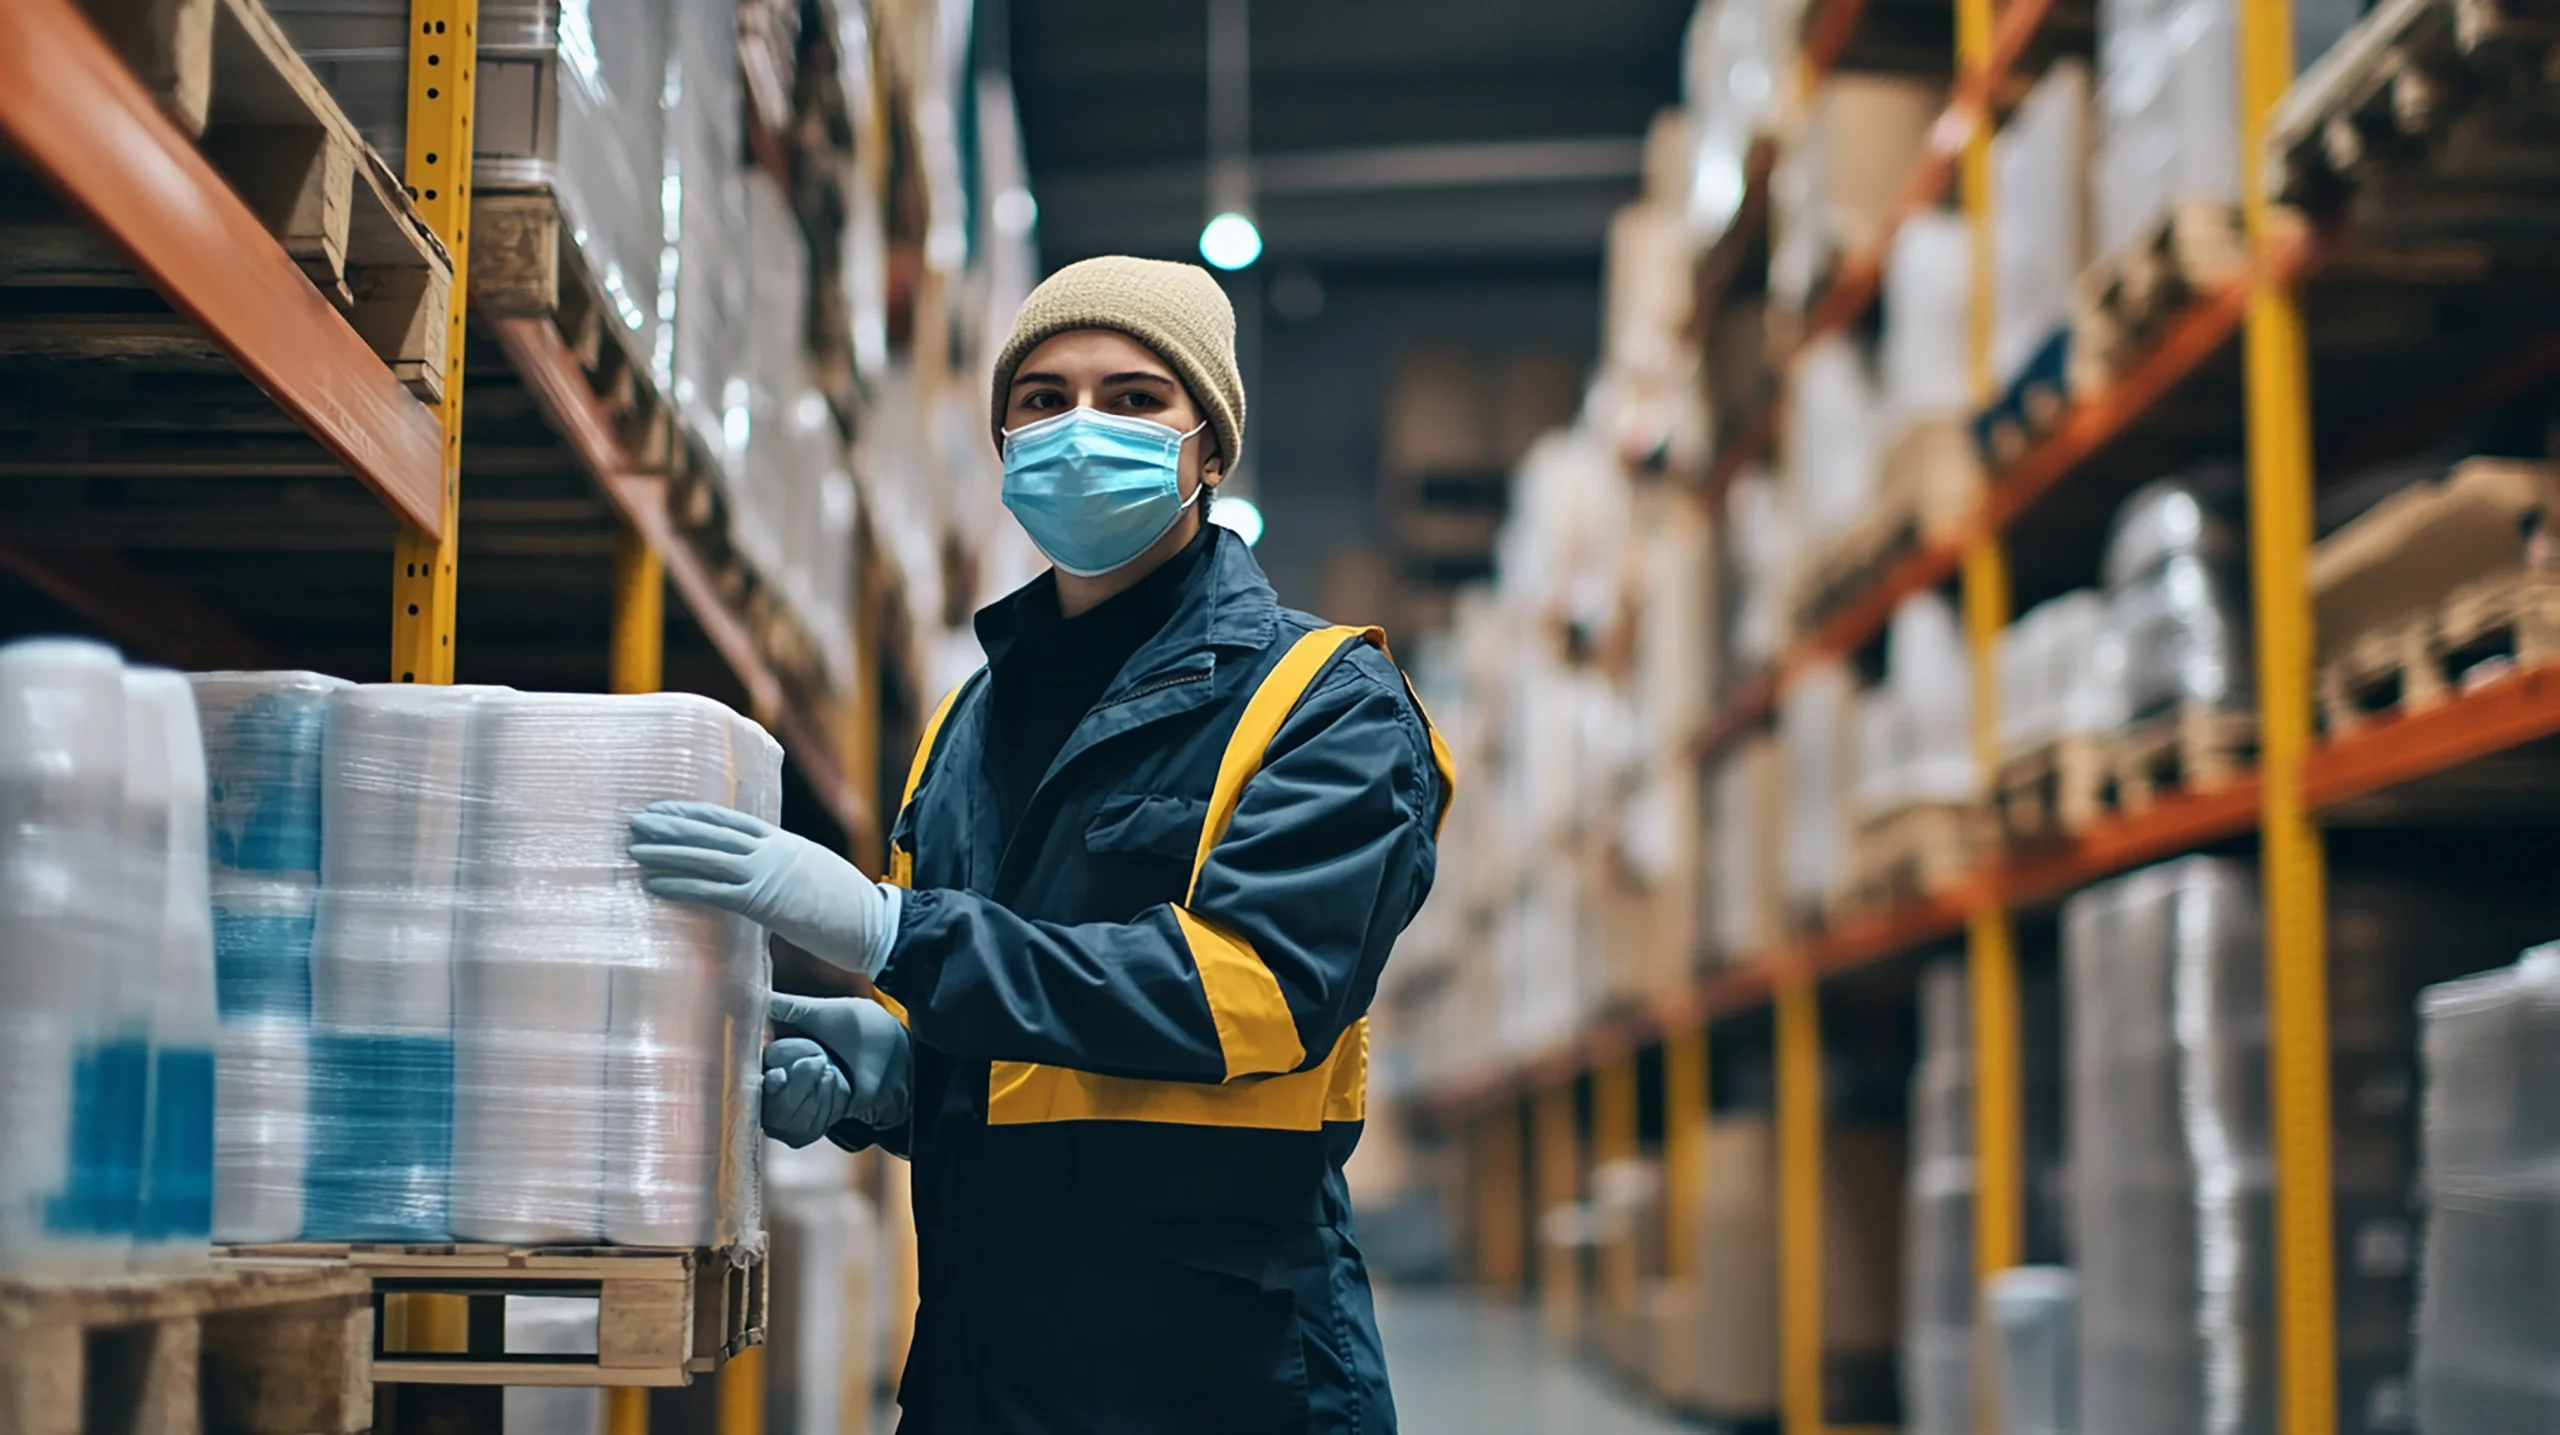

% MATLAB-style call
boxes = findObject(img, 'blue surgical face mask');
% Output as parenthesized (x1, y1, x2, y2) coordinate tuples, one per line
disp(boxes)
(1000, 407, 1208, 577)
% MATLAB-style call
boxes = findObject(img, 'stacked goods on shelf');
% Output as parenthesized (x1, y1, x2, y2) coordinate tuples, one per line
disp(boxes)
(1768, 76, 1945, 327)
(1986, 1266, 2081, 1435)
(1844, 594, 1978, 912)
(767, 1140, 884, 1435)
(1704, 732, 1784, 964)
(1598, 112, 1716, 480)
(2412, 945, 2560, 1430)
(2075, 0, 2253, 390)
(1992, 592, 2126, 840)
(2103, 475, 2256, 805)
(2066, 859, 2507, 1434)
(1980, 62, 2093, 459)
(1780, 659, 1856, 926)
(194, 678, 779, 1250)
(0, 640, 220, 1277)
(1901, 962, 1974, 1435)
(269, 0, 871, 704)
(2308, 459, 2560, 732)
(1680, 0, 1798, 238)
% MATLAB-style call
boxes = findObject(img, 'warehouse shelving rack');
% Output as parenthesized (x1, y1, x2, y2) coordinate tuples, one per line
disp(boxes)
(1441, 0, 2560, 1428)
(2, 0, 897, 1425)
(0, 0, 891, 860)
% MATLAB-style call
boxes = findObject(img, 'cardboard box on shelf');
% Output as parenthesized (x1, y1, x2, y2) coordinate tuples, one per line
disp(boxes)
(1706, 736, 1788, 967)
(1660, 1116, 1909, 1421)
(1605, 201, 1700, 380)
(1387, 349, 1501, 477)
(1769, 75, 1945, 313)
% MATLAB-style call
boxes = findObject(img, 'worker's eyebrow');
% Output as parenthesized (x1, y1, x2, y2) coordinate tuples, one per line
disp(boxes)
(1102, 372, 1177, 389)
(1011, 371, 1069, 387)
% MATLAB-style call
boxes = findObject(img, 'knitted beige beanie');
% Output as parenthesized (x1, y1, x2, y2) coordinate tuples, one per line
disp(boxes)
(987, 256, 1246, 473)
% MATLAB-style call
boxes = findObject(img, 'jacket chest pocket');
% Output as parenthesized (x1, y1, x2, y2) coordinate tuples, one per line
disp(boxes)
(1079, 793, 1210, 918)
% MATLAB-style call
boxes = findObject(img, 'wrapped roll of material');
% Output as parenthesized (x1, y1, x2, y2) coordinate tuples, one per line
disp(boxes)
(450, 693, 778, 1247)
(130, 670, 217, 1261)
(214, 1015, 310, 1243)
(0, 639, 130, 1273)
(305, 684, 499, 1240)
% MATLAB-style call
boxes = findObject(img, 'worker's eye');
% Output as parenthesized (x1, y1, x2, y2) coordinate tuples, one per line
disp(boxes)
(1114, 390, 1161, 410)
(1020, 390, 1063, 410)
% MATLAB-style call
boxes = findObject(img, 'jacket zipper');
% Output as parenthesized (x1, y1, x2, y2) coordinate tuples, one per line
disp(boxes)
(1093, 668, 1209, 711)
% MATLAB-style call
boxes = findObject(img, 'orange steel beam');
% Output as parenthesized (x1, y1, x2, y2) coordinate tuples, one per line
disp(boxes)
(1686, 670, 1778, 766)
(489, 314, 879, 856)
(2304, 663, 2560, 810)
(0, 544, 273, 671)
(0, 0, 445, 536)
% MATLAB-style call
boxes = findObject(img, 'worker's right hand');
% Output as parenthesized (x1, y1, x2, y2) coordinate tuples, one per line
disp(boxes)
(629, 801, 903, 977)
(760, 1038, 855, 1147)
(765, 992, 912, 1136)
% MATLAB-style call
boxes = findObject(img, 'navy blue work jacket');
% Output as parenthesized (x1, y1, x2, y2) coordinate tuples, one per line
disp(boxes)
(841, 527, 1451, 1435)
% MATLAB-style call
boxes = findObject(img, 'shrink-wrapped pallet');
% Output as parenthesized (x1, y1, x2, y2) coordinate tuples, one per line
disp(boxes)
(2103, 477, 2251, 720)
(128, 670, 219, 1264)
(1879, 213, 1976, 430)
(2093, 0, 2241, 260)
(1992, 62, 2093, 389)
(1780, 661, 1854, 915)
(2413, 946, 2560, 1431)
(1902, 962, 1975, 1435)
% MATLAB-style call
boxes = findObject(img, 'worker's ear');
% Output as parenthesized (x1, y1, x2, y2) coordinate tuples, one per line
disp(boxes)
(1201, 444, 1225, 487)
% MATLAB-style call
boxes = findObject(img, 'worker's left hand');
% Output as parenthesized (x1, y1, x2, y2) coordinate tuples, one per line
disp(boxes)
(760, 1038, 855, 1147)
(629, 800, 902, 976)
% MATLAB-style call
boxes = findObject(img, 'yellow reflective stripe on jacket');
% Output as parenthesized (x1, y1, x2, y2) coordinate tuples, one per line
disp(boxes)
(870, 673, 975, 1031)
(990, 624, 1390, 1128)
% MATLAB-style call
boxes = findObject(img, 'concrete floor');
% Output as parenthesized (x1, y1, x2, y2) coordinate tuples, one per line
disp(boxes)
(1377, 1288, 1692, 1435)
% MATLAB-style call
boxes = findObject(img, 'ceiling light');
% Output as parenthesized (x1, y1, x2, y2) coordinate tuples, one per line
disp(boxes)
(1198, 211, 1263, 271)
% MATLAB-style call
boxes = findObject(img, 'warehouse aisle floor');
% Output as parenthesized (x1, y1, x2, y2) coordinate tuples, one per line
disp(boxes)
(1377, 1287, 1692, 1434)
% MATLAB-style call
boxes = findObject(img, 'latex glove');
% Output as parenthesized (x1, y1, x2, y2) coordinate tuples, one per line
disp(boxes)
(628, 800, 902, 976)
(760, 1038, 853, 1147)
(768, 992, 911, 1131)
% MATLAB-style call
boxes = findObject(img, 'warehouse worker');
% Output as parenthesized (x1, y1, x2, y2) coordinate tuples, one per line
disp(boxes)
(629, 255, 1453, 1434)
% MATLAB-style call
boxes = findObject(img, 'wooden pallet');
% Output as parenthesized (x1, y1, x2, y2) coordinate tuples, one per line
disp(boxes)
(1837, 801, 1980, 918)
(2270, 0, 2560, 235)
(2321, 568, 2560, 729)
(2108, 703, 2257, 812)
(0, 1260, 372, 1435)
(2067, 202, 2249, 396)
(1789, 417, 1982, 637)
(1991, 731, 2111, 842)
(223, 1242, 766, 1389)
(50, 0, 453, 400)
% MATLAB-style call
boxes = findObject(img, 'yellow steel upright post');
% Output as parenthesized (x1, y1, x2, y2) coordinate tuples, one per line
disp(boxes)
(1775, 978, 1823, 1435)
(612, 528, 667, 695)
(1956, 0, 2025, 1425)
(1593, 1053, 1640, 1328)
(1476, 1107, 1528, 1296)
(1661, 1028, 1707, 1283)
(2239, 0, 2333, 1423)
(1533, 1082, 1583, 1346)
(391, 0, 474, 683)
(381, 0, 475, 1375)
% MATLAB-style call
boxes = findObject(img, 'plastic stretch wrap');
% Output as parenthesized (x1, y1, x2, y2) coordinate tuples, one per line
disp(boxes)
(2414, 946, 2560, 1431)
(1890, 592, 1975, 804)
(0, 640, 132, 1273)
(2104, 478, 2251, 720)
(1992, 62, 2092, 387)
(305, 685, 490, 1239)
(191, 671, 348, 1242)
(130, 670, 218, 1263)
(267, 0, 672, 375)
(1785, 338, 1879, 552)
(667, 0, 750, 489)
(1880, 212, 1976, 428)
(1780, 661, 1852, 910)
(1997, 592, 2127, 760)
(1902, 962, 1976, 1435)
(0, 643, 221, 1275)
(767, 1140, 880, 1435)
(1988, 1266, 2081, 1435)
(2093, 0, 2240, 260)
(2065, 857, 2268, 1435)
(293, 686, 777, 1251)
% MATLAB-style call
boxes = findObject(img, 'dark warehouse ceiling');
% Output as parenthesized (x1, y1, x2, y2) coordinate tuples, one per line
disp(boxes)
(1001, 0, 1696, 267)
